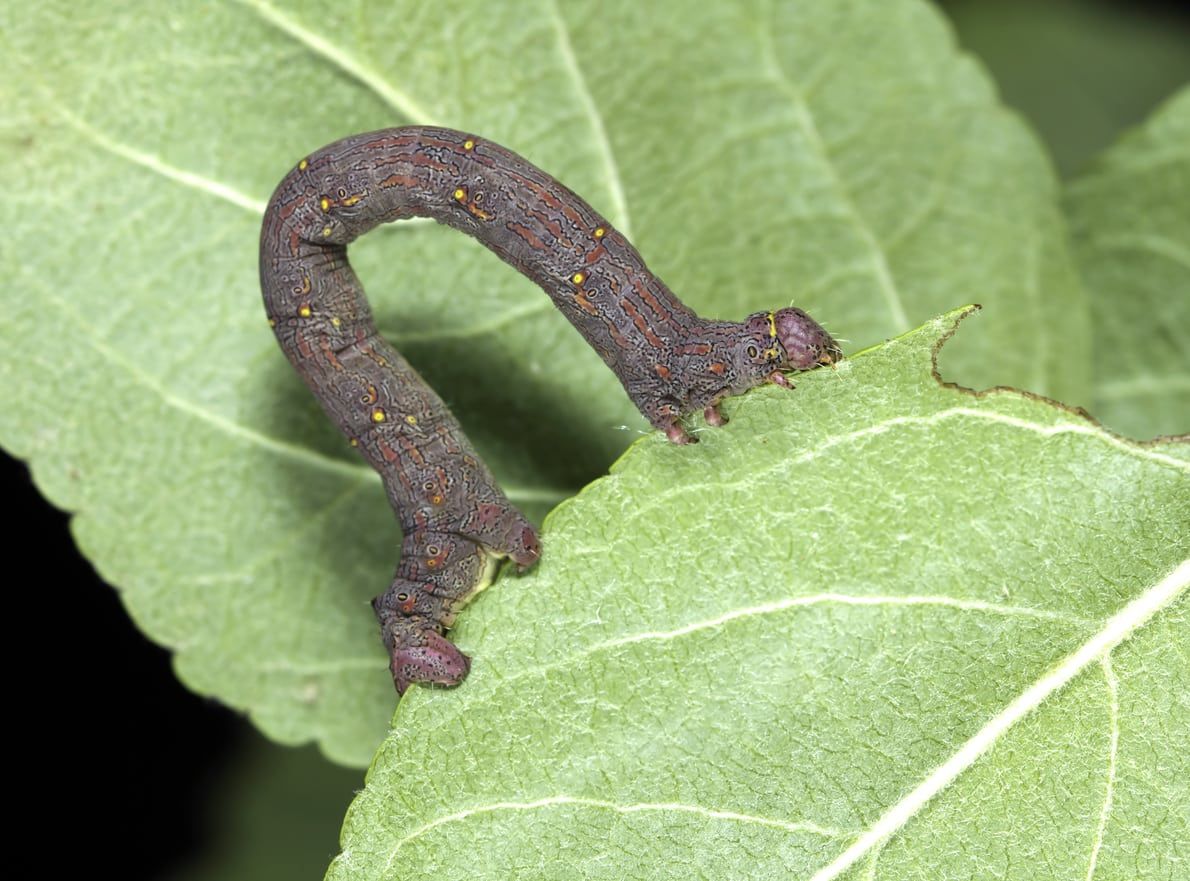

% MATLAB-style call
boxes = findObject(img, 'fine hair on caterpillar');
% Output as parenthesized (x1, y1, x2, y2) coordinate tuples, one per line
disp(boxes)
(259, 126, 841, 694)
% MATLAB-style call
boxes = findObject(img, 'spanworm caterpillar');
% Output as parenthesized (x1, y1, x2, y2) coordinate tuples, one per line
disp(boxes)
(260, 127, 840, 693)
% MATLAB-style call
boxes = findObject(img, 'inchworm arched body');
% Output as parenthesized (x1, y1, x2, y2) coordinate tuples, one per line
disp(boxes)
(260, 127, 841, 693)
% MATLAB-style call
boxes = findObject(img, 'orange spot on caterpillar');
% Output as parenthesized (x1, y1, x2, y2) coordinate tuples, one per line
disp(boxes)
(377, 437, 400, 462)
(654, 364, 671, 380)
(708, 362, 726, 375)
(573, 291, 598, 315)
(379, 173, 419, 189)
(620, 297, 664, 348)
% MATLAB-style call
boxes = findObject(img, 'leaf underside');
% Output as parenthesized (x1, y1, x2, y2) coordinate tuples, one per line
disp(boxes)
(1066, 86, 1190, 440)
(0, 0, 1101, 766)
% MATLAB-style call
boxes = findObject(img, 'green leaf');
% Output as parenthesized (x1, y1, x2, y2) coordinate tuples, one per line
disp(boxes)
(1, 0, 1089, 763)
(1065, 86, 1190, 440)
(330, 308, 1188, 881)
(939, 0, 1190, 178)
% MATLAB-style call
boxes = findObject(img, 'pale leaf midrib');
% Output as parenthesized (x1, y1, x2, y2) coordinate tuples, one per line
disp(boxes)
(807, 559, 1189, 881)
(232, 0, 439, 125)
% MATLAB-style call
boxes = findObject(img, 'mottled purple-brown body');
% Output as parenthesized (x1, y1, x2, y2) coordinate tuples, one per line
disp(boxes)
(259, 126, 840, 694)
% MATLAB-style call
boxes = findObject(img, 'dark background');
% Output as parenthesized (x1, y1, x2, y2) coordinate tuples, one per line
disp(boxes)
(8, 1, 1188, 878)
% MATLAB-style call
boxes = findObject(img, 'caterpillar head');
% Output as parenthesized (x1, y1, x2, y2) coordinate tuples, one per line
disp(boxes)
(504, 521, 541, 571)
(740, 308, 842, 377)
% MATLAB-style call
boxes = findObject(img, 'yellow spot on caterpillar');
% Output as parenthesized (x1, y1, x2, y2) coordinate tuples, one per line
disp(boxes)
(426, 558, 438, 568)
(463, 139, 475, 150)
(342, 194, 363, 206)
(321, 226, 333, 237)
(298, 159, 308, 170)
(371, 408, 386, 423)
(331, 316, 341, 327)
(453, 188, 466, 201)
(594, 227, 606, 238)
(298, 305, 312, 318)
(764, 346, 780, 359)
(267, 317, 276, 328)
(349, 438, 359, 447)
(767, 311, 777, 339)
(405, 414, 418, 425)
(572, 272, 585, 285)
(431, 495, 444, 505)
(320, 196, 330, 212)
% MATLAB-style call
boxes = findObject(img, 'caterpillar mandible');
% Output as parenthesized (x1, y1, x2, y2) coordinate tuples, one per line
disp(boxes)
(259, 127, 841, 694)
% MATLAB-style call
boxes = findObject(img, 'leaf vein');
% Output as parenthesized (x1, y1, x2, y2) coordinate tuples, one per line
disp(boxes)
(616, 405, 1189, 527)
(1096, 374, 1190, 401)
(757, 5, 911, 330)
(591, 593, 1090, 653)
(233, 0, 439, 124)
(545, 0, 633, 238)
(37, 282, 568, 506)
(1088, 232, 1190, 273)
(806, 559, 1189, 881)
(1084, 657, 1119, 881)
(54, 103, 265, 214)
(382, 795, 849, 871)
(488, 592, 1091, 694)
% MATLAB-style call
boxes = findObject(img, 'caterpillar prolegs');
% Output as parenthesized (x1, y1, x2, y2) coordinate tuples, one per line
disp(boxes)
(259, 127, 841, 694)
